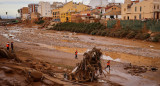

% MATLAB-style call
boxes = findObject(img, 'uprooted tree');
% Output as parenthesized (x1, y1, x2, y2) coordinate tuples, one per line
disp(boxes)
(66, 47, 103, 82)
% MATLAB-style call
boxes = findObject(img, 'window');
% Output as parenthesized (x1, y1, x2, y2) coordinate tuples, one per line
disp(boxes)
(140, 6, 142, 12)
(154, 5, 156, 9)
(128, 16, 130, 20)
(135, 7, 137, 12)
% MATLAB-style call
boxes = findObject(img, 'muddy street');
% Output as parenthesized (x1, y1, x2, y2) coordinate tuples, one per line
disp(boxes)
(0, 25, 160, 86)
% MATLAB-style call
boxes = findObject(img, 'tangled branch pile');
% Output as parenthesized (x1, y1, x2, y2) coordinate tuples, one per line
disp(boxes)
(67, 48, 103, 82)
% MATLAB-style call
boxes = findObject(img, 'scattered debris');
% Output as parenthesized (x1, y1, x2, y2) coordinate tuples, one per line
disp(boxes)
(29, 70, 43, 82)
(67, 47, 103, 82)
(151, 67, 158, 72)
(0, 48, 21, 62)
(124, 64, 148, 76)
(0, 66, 13, 74)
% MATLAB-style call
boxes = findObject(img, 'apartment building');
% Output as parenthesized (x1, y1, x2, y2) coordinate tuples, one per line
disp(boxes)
(18, 7, 29, 21)
(59, 1, 91, 22)
(38, 1, 52, 17)
(121, 0, 160, 20)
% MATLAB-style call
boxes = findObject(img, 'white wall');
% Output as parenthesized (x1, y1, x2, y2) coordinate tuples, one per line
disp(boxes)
(38, 1, 52, 17)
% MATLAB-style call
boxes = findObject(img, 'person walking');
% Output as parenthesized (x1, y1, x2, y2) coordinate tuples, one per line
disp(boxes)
(75, 50, 78, 59)
(6, 42, 9, 50)
(106, 60, 110, 70)
(11, 42, 14, 51)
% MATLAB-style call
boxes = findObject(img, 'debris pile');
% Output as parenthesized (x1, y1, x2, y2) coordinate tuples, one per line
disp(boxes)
(67, 48, 103, 82)
(0, 48, 63, 86)
(124, 64, 147, 76)
(0, 48, 21, 62)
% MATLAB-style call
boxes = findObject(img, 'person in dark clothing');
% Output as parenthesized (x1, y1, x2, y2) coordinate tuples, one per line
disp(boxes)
(75, 50, 78, 59)
(11, 42, 14, 51)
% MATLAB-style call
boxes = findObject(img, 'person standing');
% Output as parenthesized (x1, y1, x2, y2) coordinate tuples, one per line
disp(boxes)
(75, 50, 78, 59)
(6, 42, 9, 50)
(11, 42, 14, 51)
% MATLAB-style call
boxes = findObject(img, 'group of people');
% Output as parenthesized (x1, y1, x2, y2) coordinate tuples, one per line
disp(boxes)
(6, 42, 14, 51)
(74, 50, 110, 70)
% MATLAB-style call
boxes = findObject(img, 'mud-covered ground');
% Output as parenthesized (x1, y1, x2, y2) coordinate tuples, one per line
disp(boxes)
(0, 24, 160, 86)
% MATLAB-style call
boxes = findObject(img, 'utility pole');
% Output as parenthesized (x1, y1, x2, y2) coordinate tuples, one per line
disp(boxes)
(6, 12, 8, 19)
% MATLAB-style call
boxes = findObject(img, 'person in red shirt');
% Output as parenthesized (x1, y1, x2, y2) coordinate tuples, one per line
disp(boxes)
(6, 42, 9, 50)
(106, 60, 110, 70)
(75, 50, 78, 59)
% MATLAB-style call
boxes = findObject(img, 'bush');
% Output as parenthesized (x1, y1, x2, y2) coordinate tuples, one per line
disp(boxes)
(91, 30, 98, 35)
(152, 37, 159, 42)
(119, 30, 129, 38)
(135, 33, 142, 39)
(151, 34, 160, 42)
(127, 31, 137, 39)
(141, 33, 150, 39)
(50, 22, 106, 35)
(35, 20, 44, 24)
(101, 31, 107, 36)
(135, 33, 150, 40)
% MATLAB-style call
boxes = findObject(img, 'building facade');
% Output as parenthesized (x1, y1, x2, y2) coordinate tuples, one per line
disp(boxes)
(52, 8, 60, 22)
(59, 1, 91, 22)
(28, 4, 38, 13)
(28, 4, 39, 20)
(51, 2, 63, 10)
(121, 0, 160, 20)
(18, 7, 29, 21)
(38, 1, 52, 17)
(103, 5, 121, 19)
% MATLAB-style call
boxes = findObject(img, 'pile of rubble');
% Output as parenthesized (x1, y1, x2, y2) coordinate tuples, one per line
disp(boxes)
(67, 48, 103, 82)
(124, 64, 158, 76)
(0, 48, 63, 86)
(0, 48, 21, 62)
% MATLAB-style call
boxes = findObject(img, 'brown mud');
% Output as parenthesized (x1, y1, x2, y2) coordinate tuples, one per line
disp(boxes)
(0, 24, 160, 86)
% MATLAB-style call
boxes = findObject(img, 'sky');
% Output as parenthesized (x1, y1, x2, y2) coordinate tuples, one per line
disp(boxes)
(0, 0, 124, 19)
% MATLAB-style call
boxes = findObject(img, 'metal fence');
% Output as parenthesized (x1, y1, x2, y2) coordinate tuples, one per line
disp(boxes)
(106, 20, 160, 32)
